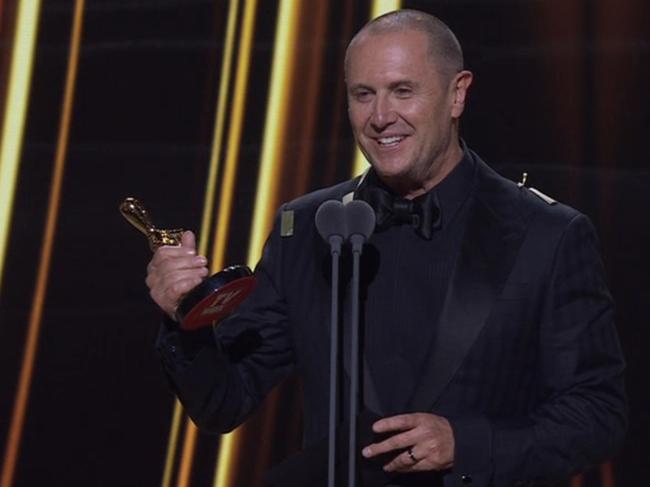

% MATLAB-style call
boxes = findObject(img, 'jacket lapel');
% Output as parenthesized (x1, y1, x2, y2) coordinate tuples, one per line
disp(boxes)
(409, 160, 527, 411)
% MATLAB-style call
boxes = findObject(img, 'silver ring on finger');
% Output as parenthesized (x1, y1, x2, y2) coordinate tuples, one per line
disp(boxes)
(407, 447, 419, 464)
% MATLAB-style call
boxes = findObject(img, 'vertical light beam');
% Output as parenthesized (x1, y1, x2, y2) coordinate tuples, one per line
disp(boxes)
(0, 1, 84, 486)
(350, 0, 402, 177)
(246, 0, 301, 265)
(160, 401, 183, 487)
(214, 1, 302, 486)
(172, 1, 252, 487)
(210, 0, 256, 271)
(199, 0, 241, 258)
(0, 0, 42, 297)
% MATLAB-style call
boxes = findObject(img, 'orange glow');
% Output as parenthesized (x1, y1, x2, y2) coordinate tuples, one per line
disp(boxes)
(0, 1, 83, 486)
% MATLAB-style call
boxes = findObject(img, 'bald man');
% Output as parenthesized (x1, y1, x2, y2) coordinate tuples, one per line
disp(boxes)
(148, 10, 626, 487)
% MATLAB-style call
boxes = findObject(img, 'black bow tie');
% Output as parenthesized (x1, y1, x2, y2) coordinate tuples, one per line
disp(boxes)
(356, 184, 441, 240)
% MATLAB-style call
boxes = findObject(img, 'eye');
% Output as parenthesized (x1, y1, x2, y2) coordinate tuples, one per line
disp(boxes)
(351, 88, 373, 102)
(394, 86, 413, 98)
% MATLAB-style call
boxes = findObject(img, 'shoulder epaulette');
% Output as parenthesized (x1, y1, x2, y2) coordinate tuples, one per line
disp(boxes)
(528, 187, 556, 205)
(280, 210, 294, 237)
(517, 172, 557, 205)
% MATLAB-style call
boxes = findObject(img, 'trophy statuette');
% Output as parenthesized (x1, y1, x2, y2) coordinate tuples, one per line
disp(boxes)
(120, 197, 255, 330)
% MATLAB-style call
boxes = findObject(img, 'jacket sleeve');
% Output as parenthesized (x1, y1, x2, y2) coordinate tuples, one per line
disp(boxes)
(450, 214, 627, 486)
(156, 207, 295, 433)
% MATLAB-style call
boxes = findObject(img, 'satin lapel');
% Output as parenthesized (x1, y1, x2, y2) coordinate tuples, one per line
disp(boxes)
(409, 183, 525, 411)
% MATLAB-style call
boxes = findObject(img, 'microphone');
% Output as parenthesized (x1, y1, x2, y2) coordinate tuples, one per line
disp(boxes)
(315, 198, 376, 487)
(344, 199, 376, 252)
(315, 200, 347, 254)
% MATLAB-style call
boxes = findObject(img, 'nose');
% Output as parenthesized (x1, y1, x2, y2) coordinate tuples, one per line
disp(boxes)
(369, 93, 397, 132)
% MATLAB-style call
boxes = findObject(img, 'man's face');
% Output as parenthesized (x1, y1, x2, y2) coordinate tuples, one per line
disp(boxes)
(346, 30, 469, 193)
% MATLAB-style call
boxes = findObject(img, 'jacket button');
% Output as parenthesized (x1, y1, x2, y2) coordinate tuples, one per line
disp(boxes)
(461, 474, 472, 484)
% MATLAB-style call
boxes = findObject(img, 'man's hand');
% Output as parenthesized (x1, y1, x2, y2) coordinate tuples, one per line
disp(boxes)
(145, 231, 209, 318)
(362, 413, 454, 473)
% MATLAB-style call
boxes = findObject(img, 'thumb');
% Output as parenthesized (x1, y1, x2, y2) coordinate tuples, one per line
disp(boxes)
(181, 230, 197, 253)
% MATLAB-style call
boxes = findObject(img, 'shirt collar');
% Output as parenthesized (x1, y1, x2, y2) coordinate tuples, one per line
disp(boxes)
(356, 143, 476, 231)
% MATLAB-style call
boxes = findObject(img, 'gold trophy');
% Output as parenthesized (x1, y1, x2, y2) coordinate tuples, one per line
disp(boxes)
(120, 197, 255, 330)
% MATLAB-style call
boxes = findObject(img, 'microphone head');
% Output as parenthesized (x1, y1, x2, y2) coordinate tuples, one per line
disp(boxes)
(315, 200, 347, 242)
(344, 199, 375, 240)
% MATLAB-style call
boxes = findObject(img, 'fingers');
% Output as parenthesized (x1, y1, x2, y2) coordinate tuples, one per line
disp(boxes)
(151, 268, 208, 300)
(362, 413, 455, 473)
(145, 231, 209, 317)
(180, 230, 196, 251)
(362, 427, 419, 458)
(383, 446, 423, 472)
(148, 250, 205, 278)
(372, 413, 419, 433)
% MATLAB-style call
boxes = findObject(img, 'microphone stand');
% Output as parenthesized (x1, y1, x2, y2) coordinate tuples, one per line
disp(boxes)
(345, 200, 375, 487)
(348, 231, 363, 487)
(315, 200, 346, 487)
(327, 233, 342, 487)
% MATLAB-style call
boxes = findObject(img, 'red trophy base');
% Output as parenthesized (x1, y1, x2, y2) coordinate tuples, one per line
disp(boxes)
(176, 265, 256, 331)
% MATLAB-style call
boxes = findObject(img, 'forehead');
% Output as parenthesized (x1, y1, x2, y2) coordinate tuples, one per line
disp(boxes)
(346, 30, 436, 83)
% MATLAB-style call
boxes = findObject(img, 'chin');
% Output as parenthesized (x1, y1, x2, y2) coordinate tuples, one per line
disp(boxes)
(371, 161, 410, 181)
(372, 168, 415, 193)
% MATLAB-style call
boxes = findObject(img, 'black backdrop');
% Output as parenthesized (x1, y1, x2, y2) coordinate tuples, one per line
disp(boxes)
(0, 1, 648, 486)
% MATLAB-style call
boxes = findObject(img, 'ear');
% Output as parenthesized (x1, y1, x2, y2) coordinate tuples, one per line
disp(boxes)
(450, 70, 473, 119)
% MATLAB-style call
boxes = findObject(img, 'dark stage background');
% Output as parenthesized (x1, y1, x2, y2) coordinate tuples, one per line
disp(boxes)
(0, 1, 648, 486)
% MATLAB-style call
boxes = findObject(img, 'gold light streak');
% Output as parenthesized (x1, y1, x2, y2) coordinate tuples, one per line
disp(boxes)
(175, 423, 198, 487)
(246, 0, 302, 265)
(212, 429, 238, 487)
(351, 0, 402, 177)
(369, 0, 402, 20)
(213, 2, 302, 486)
(210, 0, 256, 271)
(171, 2, 254, 487)
(207, 0, 258, 485)
(0, 0, 42, 297)
(0, 2, 84, 486)
(160, 401, 183, 487)
(198, 0, 241, 257)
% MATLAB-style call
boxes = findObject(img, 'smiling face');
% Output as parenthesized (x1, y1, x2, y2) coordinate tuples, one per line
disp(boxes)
(346, 29, 472, 198)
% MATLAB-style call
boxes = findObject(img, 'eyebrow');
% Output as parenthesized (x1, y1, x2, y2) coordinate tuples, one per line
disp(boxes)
(347, 80, 418, 92)
(389, 80, 417, 90)
(347, 83, 373, 93)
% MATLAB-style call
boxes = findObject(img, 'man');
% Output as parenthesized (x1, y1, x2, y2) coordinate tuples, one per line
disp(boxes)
(147, 10, 626, 487)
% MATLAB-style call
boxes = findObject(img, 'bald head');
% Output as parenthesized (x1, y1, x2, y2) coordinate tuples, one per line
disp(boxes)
(345, 10, 464, 82)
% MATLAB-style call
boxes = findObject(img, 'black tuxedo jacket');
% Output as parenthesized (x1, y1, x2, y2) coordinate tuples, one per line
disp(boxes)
(158, 150, 626, 487)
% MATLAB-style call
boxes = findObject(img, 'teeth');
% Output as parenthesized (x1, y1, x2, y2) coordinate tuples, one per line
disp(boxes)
(378, 136, 403, 145)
